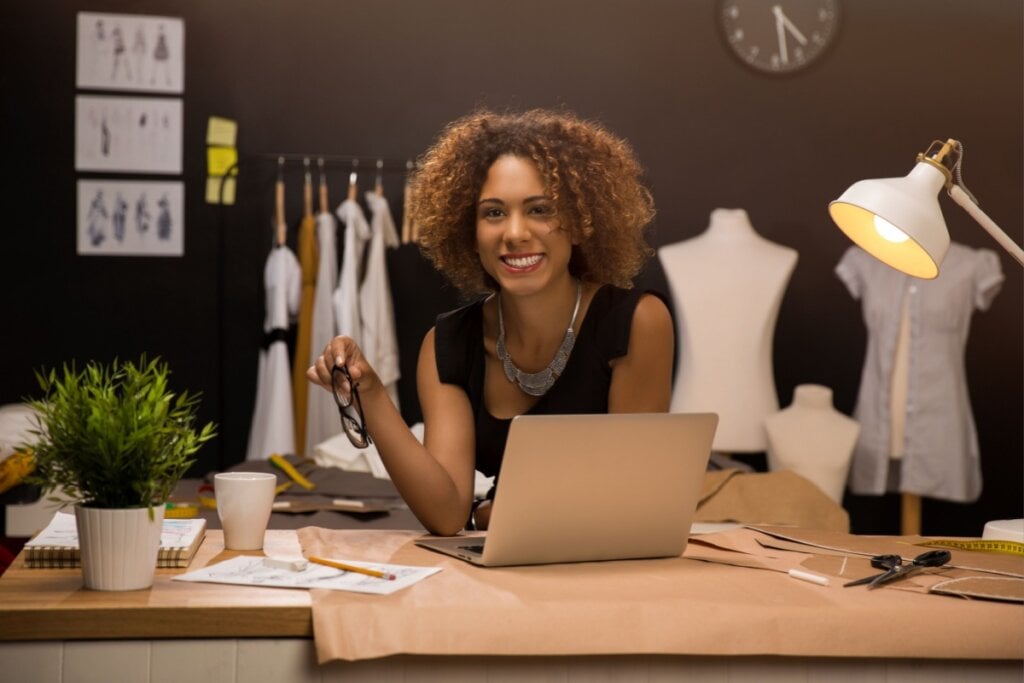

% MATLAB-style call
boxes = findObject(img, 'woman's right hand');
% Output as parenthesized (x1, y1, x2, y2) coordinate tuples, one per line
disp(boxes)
(306, 336, 383, 400)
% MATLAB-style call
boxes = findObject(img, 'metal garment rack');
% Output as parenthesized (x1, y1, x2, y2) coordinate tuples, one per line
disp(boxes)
(213, 152, 414, 469)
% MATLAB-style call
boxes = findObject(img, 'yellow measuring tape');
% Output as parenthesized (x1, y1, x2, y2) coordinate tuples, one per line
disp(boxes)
(269, 453, 316, 490)
(915, 538, 1024, 556)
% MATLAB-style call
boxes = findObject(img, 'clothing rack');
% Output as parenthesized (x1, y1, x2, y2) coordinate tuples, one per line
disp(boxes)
(214, 151, 415, 469)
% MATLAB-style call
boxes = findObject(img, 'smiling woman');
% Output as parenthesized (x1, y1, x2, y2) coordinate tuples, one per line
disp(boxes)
(307, 109, 674, 536)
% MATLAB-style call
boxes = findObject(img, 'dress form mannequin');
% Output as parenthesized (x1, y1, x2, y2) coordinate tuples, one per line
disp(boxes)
(658, 208, 798, 452)
(835, 243, 1004, 527)
(764, 384, 859, 503)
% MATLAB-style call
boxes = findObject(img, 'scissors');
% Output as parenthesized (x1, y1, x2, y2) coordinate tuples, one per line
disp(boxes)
(843, 550, 951, 589)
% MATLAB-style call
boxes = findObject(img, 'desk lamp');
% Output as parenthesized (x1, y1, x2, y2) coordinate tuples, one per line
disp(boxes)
(828, 138, 1024, 543)
(828, 138, 1024, 279)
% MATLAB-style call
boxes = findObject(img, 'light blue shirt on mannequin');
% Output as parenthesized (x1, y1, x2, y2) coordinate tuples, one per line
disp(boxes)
(836, 243, 1003, 503)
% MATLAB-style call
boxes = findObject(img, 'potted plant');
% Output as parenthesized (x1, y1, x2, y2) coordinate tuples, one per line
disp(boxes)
(22, 355, 215, 590)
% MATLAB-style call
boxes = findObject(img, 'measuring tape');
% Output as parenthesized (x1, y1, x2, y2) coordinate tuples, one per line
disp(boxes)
(915, 538, 1024, 556)
(269, 453, 316, 490)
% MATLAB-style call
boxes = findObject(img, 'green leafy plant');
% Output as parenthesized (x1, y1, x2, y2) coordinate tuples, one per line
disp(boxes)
(22, 356, 216, 510)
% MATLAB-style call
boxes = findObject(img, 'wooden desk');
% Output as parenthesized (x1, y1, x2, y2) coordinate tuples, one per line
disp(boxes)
(1, 530, 1021, 683)
(0, 531, 311, 641)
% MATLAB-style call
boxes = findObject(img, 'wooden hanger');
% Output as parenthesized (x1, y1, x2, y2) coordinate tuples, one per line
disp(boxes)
(302, 158, 313, 220)
(401, 160, 414, 244)
(317, 158, 328, 214)
(275, 157, 286, 246)
(347, 159, 358, 202)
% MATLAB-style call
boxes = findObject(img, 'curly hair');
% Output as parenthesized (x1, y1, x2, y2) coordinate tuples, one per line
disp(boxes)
(411, 108, 656, 296)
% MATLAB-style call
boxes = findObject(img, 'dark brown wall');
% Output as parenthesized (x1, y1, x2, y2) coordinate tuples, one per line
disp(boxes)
(3, 1, 1021, 535)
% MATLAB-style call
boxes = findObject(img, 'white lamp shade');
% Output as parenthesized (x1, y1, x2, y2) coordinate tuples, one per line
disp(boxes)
(829, 162, 951, 279)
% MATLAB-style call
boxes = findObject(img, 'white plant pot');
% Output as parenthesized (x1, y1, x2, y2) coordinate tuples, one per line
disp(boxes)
(74, 504, 164, 591)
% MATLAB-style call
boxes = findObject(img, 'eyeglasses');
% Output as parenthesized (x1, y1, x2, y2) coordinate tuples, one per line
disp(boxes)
(331, 364, 372, 449)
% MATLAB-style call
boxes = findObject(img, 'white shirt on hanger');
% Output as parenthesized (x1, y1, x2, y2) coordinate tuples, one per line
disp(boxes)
(304, 210, 342, 457)
(246, 245, 301, 461)
(360, 191, 402, 408)
(333, 198, 372, 346)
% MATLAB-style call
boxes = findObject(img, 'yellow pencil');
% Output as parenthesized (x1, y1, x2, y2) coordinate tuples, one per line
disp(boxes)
(307, 555, 397, 581)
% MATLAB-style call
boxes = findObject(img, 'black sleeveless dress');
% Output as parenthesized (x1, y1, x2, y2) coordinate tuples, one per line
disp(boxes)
(434, 285, 665, 498)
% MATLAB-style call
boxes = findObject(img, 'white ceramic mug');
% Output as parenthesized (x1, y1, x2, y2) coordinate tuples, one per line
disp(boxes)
(214, 472, 277, 550)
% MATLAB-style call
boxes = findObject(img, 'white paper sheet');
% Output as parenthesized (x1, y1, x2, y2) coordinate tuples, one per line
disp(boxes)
(173, 555, 440, 595)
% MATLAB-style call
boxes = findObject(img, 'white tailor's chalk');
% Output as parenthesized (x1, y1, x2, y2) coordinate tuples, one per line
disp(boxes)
(263, 557, 309, 571)
(788, 569, 830, 586)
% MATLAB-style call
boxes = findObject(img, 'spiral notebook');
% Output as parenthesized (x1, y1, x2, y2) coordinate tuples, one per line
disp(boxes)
(416, 412, 718, 567)
(23, 511, 207, 569)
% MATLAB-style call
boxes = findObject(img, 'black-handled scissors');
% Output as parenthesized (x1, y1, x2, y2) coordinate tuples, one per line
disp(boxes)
(843, 550, 951, 589)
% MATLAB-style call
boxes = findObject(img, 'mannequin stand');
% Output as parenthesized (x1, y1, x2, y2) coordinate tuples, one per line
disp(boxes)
(901, 493, 921, 536)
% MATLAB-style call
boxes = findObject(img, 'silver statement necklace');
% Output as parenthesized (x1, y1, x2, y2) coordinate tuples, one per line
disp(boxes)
(496, 280, 582, 397)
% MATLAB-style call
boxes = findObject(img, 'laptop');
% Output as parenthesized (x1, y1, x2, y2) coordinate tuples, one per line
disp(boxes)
(415, 412, 718, 567)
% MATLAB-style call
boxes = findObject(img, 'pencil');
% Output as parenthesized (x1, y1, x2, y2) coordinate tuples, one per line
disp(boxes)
(307, 555, 397, 580)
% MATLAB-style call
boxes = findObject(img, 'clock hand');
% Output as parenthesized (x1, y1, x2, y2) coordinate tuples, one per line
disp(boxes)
(773, 5, 788, 64)
(773, 5, 808, 45)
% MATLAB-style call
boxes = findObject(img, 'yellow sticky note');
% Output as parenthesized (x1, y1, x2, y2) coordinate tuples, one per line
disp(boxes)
(206, 176, 236, 205)
(207, 146, 238, 177)
(206, 117, 238, 147)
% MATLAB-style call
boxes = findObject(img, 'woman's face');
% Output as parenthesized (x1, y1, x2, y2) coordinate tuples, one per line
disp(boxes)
(475, 155, 573, 297)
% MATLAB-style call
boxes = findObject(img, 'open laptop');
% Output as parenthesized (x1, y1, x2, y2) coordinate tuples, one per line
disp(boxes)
(415, 412, 718, 567)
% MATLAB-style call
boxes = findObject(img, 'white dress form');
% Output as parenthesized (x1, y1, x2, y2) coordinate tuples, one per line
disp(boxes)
(764, 384, 860, 503)
(659, 208, 798, 452)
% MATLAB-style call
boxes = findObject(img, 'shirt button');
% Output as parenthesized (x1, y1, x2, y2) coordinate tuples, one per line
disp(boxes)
(909, 285, 918, 294)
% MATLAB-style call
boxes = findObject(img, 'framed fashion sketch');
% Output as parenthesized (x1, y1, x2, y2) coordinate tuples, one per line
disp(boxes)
(75, 95, 182, 174)
(77, 179, 184, 257)
(76, 12, 184, 94)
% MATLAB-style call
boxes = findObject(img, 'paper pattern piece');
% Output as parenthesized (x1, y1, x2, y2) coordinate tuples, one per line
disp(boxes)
(174, 555, 440, 595)
(77, 12, 184, 93)
(78, 179, 184, 256)
(76, 95, 183, 173)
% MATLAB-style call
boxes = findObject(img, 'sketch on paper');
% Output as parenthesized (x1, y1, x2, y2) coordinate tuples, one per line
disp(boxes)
(76, 95, 182, 173)
(77, 12, 184, 93)
(78, 180, 184, 257)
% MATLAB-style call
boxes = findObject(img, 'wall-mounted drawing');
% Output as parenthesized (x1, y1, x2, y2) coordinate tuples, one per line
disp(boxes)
(76, 95, 182, 174)
(78, 180, 184, 257)
(77, 12, 184, 94)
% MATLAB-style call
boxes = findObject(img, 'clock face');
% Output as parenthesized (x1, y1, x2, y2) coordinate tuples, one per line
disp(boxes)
(719, 0, 840, 74)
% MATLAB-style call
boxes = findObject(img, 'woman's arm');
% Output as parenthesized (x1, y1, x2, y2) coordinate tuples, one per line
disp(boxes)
(608, 293, 675, 413)
(307, 331, 477, 535)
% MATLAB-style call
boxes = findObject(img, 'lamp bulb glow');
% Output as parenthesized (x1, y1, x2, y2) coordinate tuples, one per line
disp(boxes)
(873, 215, 910, 243)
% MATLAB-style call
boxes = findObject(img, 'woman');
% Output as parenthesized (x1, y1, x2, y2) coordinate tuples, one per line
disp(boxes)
(308, 109, 674, 535)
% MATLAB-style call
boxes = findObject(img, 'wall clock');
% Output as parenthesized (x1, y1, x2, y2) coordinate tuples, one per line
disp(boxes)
(719, 0, 840, 75)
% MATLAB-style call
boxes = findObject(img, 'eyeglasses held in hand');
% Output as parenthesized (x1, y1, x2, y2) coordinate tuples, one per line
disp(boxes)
(331, 364, 372, 449)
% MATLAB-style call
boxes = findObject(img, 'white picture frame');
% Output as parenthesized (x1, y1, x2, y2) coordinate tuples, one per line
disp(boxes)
(75, 95, 183, 174)
(76, 12, 185, 93)
(77, 180, 184, 257)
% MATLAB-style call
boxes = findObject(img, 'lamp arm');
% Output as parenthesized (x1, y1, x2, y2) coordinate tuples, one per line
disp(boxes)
(947, 185, 1024, 267)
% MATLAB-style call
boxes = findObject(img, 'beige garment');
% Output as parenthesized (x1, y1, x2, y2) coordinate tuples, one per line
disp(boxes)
(695, 469, 850, 532)
(291, 213, 318, 456)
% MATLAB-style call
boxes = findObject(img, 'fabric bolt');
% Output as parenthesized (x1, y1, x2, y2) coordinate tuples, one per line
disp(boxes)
(333, 198, 372, 346)
(304, 210, 342, 457)
(292, 212, 318, 456)
(835, 243, 1004, 502)
(434, 285, 665, 497)
(246, 246, 301, 461)
(359, 192, 402, 408)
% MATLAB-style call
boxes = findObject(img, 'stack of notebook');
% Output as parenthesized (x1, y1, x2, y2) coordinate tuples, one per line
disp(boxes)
(23, 511, 207, 569)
